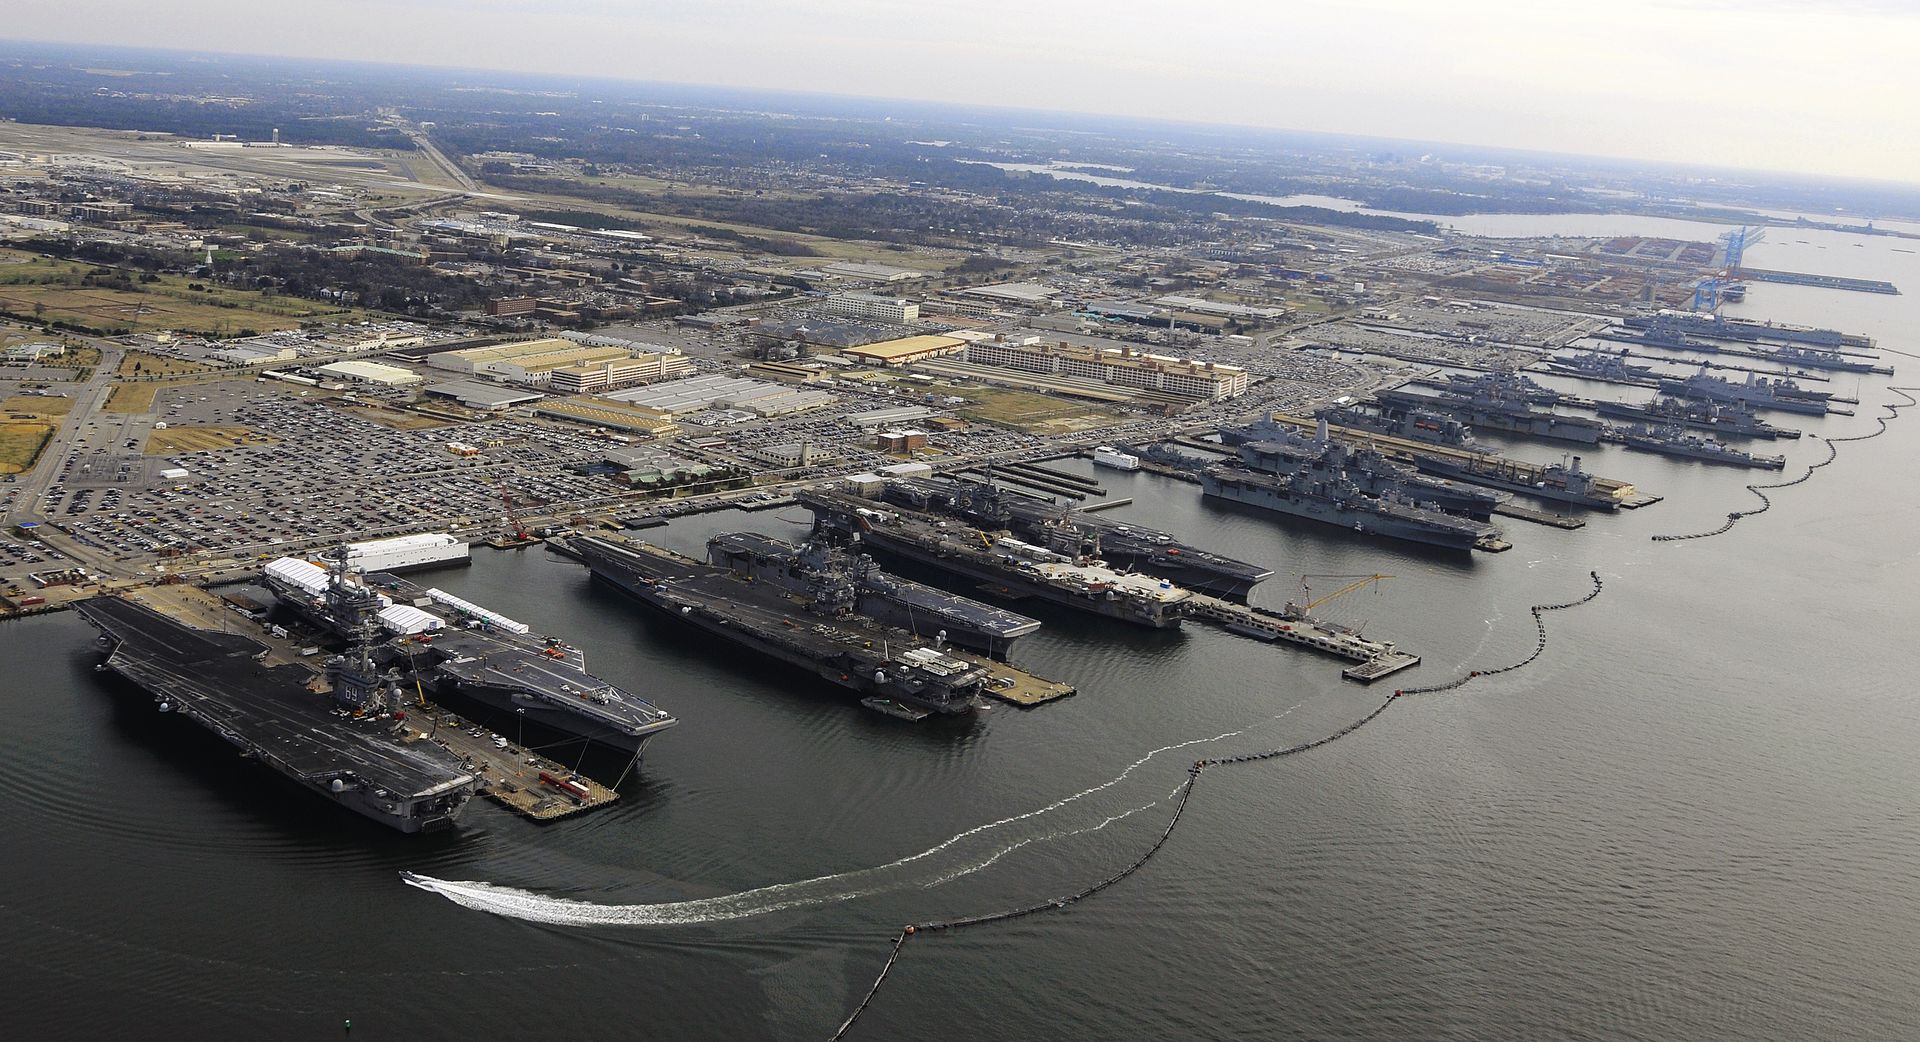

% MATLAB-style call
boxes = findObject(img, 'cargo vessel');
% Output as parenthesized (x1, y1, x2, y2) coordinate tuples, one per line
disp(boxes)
(1224, 418, 1507, 520)
(1199, 464, 1501, 552)
(1617, 424, 1787, 469)
(74, 594, 479, 833)
(262, 552, 676, 755)
(1592, 395, 1799, 440)
(875, 476, 1271, 600)
(707, 531, 1040, 655)
(801, 491, 1193, 628)
(569, 534, 992, 715)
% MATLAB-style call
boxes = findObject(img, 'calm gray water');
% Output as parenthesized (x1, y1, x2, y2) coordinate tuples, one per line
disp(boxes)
(5, 225, 1919, 1041)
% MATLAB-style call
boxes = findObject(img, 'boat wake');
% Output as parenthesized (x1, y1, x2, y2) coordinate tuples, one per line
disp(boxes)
(402, 704, 1303, 927)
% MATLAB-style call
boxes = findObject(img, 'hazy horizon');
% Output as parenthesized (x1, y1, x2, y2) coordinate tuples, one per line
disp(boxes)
(6, 0, 1917, 185)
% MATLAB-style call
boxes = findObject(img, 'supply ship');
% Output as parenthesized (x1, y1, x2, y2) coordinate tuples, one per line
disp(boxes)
(262, 551, 676, 755)
(1223, 418, 1507, 520)
(1592, 395, 1799, 440)
(707, 530, 1040, 656)
(1200, 461, 1502, 552)
(876, 476, 1271, 600)
(567, 533, 995, 715)
(800, 490, 1194, 628)
(1617, 424, 1787, 469)
(74, 593, 480, 834)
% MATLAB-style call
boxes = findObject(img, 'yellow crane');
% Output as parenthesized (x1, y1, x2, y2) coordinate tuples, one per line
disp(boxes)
(1293, 573, 1392, 617)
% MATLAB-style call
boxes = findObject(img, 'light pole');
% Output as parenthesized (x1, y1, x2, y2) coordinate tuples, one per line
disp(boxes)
(515, 707, 525, 748)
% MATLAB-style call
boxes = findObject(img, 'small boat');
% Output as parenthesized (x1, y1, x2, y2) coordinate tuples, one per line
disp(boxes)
(1092, 445, 1141, 471)
(861, 697, 932, 721)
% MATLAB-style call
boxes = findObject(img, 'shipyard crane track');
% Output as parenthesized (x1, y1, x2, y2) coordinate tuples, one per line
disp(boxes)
(1651, 388, 1916, 542)
(829, 572, 1607, 1040)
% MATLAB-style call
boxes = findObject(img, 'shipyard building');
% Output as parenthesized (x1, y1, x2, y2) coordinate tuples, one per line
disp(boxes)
(964, 338, 1249, 400)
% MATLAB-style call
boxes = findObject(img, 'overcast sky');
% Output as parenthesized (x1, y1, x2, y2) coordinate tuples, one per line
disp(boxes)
(9, 0, 1916, 182)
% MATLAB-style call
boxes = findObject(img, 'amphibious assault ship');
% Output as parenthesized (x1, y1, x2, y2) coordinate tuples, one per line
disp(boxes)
(568, 534, 994, 715)
(262, 551, 676, 755)
(1592, 394, 1799, 440)
(801, 490, 1194, 627)
(1314, 402, 1477, 449)
(876, 476, 1272, 600)
(1617, 424, 1787, 469)
(1223, 418, 1507, 520)
(74, 593, 480, 833)
(707, 531, 1040, 655)
(1200, 458, 1502, 552)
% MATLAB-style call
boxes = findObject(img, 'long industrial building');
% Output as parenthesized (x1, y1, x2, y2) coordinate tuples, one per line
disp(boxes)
(547, 352, 695, 394)
(427, 338, 638, 386)
(963, 338, 1249, 400)
(607, 374, 835, 417)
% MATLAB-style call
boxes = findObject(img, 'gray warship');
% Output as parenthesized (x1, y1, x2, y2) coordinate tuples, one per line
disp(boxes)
(1592, 394, 1799, 440)
(1200, 458, 1502, 552)
(1224, 417, 1507, 520)
(262, 550, 676, 755)
(1658, 368, 1836, 416)
(1617, 424, 1787, 469)
(568, 533, 998, 715)
(74, 594, 479, 834)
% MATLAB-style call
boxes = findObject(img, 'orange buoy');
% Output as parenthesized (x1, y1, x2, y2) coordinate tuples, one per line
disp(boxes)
(903, 925, 916, 936)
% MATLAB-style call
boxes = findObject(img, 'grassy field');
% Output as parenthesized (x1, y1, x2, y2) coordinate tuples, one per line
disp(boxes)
(1, 393, 74, 418)
(950, 385, 1124, 435)
(0, 421, 54, 474)
(103, 384, 160, 414)
(117, 351, 212, 378)
(146, 425, 278, 454)
(0, 250, 371, 336)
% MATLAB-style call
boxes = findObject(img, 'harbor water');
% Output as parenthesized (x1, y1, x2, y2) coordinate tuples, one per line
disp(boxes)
(5, 223, 1920, 1040)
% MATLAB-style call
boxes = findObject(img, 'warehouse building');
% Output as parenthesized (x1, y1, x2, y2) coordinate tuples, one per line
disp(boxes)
(315, 360, 424, 387)
(963, 339, 1249, 400)
(842, 334, 966, 367)
(426, 337, 637, 385)
(531, 397, 683, 438)
(422, 380, 545, 411)
(608, 374, 835, 417)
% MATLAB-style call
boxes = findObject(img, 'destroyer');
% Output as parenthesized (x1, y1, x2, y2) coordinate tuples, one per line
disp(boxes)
(1617, 424, 1786, 469)
(1201, 458, 1502, 552)
(1593, 395, 1799, 440)
(1312, 403, 1476, 449)
(1410, 452, 1624, 511)
(263, 550, 676, 755)
(75, 593, 478, 833)
(1658, 368, 1835, 416)
(877, 476, 1271, 600)
(568, 534, 993, 715)
(1224, 418, 1507, 520)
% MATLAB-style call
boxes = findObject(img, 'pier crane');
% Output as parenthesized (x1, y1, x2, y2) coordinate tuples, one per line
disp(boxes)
(497, 480, 530, 544)
(1284, 574, 1392, 631)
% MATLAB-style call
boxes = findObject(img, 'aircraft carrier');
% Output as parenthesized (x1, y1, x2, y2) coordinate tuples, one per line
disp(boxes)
(567, 533, 995, 715)
(1224, 419, 1507, 520)
(800, 491, 1194, 628)
(74, 594, 479, 833)
(262, 550, 676, 755)
(707, 530, 1041, 656)
(875, 476, 1272, 601)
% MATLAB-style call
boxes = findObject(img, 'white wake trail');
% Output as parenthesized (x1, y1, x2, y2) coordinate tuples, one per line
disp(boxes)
(404, 704, 1303, 927)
